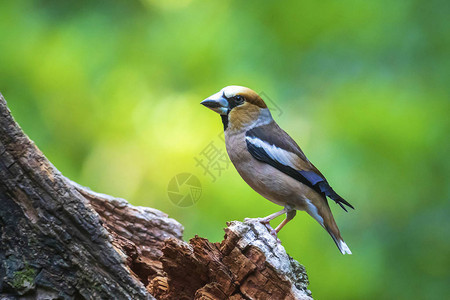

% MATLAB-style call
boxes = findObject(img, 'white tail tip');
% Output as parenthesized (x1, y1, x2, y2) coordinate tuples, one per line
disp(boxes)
(339, 240, 352, 255)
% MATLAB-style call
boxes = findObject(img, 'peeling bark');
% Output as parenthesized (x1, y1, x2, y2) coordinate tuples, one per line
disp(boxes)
(0, 93, 312, 299)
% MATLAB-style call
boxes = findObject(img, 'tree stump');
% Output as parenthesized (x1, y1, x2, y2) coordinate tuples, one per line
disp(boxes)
(0, 93, 312, 299)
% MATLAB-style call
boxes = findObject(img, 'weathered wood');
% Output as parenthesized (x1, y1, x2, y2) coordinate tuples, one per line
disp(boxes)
(149, 221, 312, 299)
(0, 93, 312, 299)
(0, 94, 180, 299)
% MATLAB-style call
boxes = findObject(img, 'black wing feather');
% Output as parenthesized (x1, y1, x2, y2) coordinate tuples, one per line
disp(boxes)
(246, 138, 354, 211)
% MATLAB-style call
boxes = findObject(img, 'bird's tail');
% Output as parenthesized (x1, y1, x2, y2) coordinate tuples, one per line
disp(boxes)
(305, 196, 352, 254)
(325, 225, 352, 255)
(320, 203, 352, 255)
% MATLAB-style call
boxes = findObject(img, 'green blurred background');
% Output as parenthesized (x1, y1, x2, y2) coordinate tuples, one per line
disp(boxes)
(1, 0, 449, 299)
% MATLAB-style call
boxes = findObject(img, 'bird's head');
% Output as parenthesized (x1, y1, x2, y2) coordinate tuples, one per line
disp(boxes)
(201, 85, 267, 115)
(201, 86, 271, 130)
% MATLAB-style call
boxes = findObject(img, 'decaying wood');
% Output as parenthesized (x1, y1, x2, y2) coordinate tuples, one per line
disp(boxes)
(0, 93, 312, 299)
(149, 221, 311, 300)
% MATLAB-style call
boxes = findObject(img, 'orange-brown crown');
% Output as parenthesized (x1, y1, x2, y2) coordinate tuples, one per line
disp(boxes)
(222, 86, 267, 109)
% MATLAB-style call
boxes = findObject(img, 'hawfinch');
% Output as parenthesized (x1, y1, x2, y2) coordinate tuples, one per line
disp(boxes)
(201, 86, 354, 254)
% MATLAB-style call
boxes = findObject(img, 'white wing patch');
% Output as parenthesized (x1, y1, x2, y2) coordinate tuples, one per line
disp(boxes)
(245, 135, 298, 169)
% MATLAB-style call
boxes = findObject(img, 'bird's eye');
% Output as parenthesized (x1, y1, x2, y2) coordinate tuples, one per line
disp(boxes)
(234, 95, 244, 103)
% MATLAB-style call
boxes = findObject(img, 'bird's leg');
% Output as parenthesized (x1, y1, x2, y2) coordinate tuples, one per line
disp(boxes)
(245, 207, 295, 243)
(244, 207, 287, 238)
(259, 210, 286, 240)
(275, 209, 297, 233)
(244, 207, 287, 225)
(259, 208, 288, 224)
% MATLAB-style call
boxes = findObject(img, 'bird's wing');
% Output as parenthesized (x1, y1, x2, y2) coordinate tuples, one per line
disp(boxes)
(245, 123, 354, 211)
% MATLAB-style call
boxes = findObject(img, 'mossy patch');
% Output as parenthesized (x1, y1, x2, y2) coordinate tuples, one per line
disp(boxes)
(11, 266, 36, 290)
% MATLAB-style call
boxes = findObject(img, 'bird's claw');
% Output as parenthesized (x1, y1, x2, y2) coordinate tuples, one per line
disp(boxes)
(244, 218, 281, 244)
(269, 228, 282, 244)
(244, 217, 270, 224)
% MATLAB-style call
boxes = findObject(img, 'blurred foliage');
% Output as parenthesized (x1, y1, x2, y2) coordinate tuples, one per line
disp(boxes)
(1, 0, 449, 299)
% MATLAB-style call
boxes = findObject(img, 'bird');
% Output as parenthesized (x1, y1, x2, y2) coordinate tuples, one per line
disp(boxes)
(200, 85, 354, 254)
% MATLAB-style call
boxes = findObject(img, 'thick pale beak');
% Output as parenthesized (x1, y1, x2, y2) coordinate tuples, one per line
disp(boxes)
(200, 91, 229, 115)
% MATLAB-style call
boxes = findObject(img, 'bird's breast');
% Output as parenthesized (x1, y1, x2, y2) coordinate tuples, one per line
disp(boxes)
(224, 130, 314, 209)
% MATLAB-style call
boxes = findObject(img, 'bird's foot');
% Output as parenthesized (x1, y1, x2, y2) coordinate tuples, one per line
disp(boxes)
(244, 217, 281, 244)
(244, 217, 271, 227)
(244, 216, 272, 224)
(244, 217, 267, 224)
(269, 228, 282, 244)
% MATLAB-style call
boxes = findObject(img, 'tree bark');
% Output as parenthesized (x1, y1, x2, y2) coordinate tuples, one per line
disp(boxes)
(0, 93, 312, 300)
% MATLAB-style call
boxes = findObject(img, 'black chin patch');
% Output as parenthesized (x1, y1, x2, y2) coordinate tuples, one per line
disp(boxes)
(221, 114, 229, 131)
